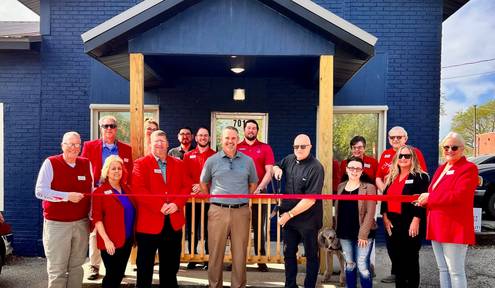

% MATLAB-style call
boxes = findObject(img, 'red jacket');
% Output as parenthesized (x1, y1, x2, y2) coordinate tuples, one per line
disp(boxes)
(426, 156, 478, 245)
(92, 183, 135, 250)
(131, 154, 188, 234)
(81, 139, 133, 185)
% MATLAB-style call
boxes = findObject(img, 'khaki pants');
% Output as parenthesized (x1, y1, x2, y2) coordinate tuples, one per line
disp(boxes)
(207, 205, 250, 288)
(43, 218, 89, 288)
(88, 229, 101, 268)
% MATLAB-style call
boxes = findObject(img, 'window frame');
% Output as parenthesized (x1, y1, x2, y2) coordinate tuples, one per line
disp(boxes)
(0, 103, 4, 211)
(89, 104, 160, 141)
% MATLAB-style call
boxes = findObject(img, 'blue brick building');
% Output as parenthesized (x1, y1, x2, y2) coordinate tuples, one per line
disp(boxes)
(0, 0, 467, 256)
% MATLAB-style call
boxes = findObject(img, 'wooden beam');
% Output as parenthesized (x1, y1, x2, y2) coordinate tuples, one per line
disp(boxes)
(318, 55, 334, 272)
(130, 53, 144, 161)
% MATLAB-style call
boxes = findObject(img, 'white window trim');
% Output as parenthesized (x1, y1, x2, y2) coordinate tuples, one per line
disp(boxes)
(0, 103, 4, 211)
(89, 104, 160, 140)
(333, 105, 388, 156)
(210, 112, 269, 150)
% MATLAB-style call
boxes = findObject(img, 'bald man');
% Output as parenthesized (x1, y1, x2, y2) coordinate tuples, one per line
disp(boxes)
(273, 134, 324, 288)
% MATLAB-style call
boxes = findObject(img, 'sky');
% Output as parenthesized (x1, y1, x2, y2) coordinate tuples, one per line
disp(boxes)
(0, 0, 493, 140)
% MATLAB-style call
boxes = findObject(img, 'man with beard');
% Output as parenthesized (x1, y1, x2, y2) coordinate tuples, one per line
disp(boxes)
(168, 127, 195, 160)
(237, 119, 274, 272)
(81, 115, 133, 280)
(200, 126, 258, 288)
(183, 127, 216, 269)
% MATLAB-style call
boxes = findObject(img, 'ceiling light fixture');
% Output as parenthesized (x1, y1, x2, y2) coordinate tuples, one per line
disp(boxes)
(230, 67, 245, 74)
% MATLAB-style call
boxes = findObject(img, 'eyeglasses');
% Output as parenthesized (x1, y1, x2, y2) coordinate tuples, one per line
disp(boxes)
(146, 127, 158, 131)
(352, 145, 365, 150)
(293, 145, 309, 150)
(443, 145, 460, 152)
(398, 154, 412, 159)
(101, 124, 117, 129)
(179, 133, 192, 136)
(63, 143, 81, 148)
(347, 166, 363, 172)
(389, 135, 404, 140)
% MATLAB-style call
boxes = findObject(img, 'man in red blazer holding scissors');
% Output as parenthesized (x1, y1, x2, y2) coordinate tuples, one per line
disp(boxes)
(132, 130, 189, 288)
(81, 115, 133, 280)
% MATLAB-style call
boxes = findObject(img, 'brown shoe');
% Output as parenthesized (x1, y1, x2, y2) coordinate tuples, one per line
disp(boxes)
(87, 266, 99, 280)
(257, 263, 269, 272)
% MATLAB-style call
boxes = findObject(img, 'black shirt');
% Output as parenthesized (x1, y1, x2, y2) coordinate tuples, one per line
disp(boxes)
(276, 154, 324, 229)
(337, 188, 360, 240)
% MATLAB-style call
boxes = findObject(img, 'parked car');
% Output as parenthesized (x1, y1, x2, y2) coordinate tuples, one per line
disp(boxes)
(469, 154, 495, 165)
(475, 164, 495, 219)
(0, 212, 13, 275)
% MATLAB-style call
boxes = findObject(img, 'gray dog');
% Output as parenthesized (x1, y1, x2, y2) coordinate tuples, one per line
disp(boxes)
(317, 227, 346, 286)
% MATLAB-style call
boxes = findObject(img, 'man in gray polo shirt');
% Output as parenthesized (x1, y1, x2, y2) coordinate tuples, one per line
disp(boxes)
(200, 126, 258, 288)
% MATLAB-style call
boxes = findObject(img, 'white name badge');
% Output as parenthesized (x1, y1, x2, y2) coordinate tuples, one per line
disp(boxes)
(446, 170, 455, 175)
(238, 147, 246, 151)
(123, 158, 129, 163)
(384, 154, 391, 158)
(190, 155, 197, 159)
(405, 179, 414, 184)
(77, 176, 86, 181)
(364, 163, 371, 168)
(154, 169, 162, 174)
(104, 190, 113, 195)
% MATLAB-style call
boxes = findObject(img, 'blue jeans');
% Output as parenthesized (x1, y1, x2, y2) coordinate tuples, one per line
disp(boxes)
(340, 238, 373, 288)
(431, 241, 468, 288)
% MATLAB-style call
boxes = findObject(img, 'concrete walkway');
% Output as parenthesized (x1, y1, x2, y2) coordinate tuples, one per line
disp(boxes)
(1, 246, 495, 287)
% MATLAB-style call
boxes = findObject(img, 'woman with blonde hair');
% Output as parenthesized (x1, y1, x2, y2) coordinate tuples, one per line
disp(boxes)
(381, 145, 429, 287)
(418, 132, 478, 288)
(92, 155, 135, 288)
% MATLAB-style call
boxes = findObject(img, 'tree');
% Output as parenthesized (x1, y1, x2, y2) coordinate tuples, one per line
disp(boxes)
(451, 99, 495, 155)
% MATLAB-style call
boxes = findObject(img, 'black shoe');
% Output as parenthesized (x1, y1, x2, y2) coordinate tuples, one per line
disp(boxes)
(186, 262, 197, 270)
(257, 263, 269, 272)
(202, 262, 209, 270)
(87, 266, 99, 280)
(225, 264, 232, 271)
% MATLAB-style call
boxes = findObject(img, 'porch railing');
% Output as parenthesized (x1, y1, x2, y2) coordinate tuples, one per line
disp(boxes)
(180, 197, 306, 264)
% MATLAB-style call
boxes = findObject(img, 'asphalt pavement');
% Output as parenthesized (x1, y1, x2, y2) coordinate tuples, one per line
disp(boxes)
(1, 245, 494, 288)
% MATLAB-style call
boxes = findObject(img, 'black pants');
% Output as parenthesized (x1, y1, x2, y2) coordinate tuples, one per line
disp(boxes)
(385, 221, 396, 276)
(251, 203, 267, 256)
(186, 203, 209, 254)
(283, 225, 319, 288)
(136, 216, 182, 288)
(388, 213, 422, 288)
(100, 238, 133, 288)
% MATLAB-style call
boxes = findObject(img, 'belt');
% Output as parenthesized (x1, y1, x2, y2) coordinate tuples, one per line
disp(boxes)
(211, 203, 247, 209)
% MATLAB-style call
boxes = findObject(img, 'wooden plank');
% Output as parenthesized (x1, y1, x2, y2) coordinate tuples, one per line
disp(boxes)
(318, 55, 334, 272)
(130, 53, 144, 161)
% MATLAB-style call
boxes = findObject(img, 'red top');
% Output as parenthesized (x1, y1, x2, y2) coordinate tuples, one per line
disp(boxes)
(183, 147, 216, 192)
(237, 139, 275, 184)
(131, 154, 188, 234)
(340, 155, 378, 182)
(376, 147, 428, 179)
(92, 183, 135, 250)
(43, 155, 92, 221)
(387, 176, 407, 213)
(81, 139, 133, 186)
(426, 156, 478, 245)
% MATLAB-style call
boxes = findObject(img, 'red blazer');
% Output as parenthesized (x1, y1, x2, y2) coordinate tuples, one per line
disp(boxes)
(131, 154, 188, 234)
(81, 139, 133, 185)
(92, 183, 135, 250)
(426, 156, 478, 245)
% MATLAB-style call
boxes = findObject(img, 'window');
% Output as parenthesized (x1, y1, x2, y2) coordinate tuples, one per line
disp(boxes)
(0, 103, 4, 211)
(333, 106, 388, 161)
(211, 112, 268, 151)
(90, 104, 159, 142)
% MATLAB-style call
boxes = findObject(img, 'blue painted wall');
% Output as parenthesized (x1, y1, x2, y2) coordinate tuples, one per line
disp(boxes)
(0, 0, 442, 255)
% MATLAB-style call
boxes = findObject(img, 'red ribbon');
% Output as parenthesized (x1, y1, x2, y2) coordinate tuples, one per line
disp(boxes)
(88, 193, 419, 202)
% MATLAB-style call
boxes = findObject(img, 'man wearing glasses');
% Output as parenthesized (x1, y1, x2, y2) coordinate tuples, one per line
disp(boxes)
(375, 125, 427, 284)
(169, 127, 195, 160)
(81, 115, 133, 280)
(200, 126, 258, 288)
(273, 134, 324, 288)
(35, 132, 93, 288)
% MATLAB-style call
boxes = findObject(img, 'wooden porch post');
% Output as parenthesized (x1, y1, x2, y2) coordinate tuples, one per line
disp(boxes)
(130, 53, 144, 161)
(318, 55, 334, 271)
